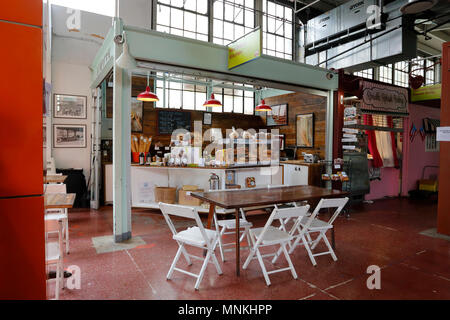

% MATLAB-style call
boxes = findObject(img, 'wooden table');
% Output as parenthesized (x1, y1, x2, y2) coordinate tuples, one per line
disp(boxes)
(191, 185, 348, 276)
(44, 175, 67, 184)
(44, 193, 76, 209)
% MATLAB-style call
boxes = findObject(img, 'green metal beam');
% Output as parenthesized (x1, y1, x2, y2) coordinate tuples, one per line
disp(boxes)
(90, 25, 338, 91)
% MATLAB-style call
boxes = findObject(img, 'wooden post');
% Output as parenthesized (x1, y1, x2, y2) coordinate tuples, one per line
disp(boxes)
(437, 42, 450, 236)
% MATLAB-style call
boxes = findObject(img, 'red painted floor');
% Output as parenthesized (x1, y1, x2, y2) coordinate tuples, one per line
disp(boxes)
(52, 198, 450, 300)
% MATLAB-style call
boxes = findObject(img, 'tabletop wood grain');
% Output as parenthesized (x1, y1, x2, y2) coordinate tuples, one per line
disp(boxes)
(44, 175, 67, 184)
(191, 185, 348, 209)
(44, 193, 76, 209)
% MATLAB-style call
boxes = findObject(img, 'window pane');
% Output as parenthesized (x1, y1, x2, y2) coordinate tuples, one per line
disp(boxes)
(234, 96, 243, 113)
(171, 0, 184, 8)
(171, 8, 183, 29)
(224, 95, 233, 112)
(158, 5, 170, 26)
(198, 0, 208, 14)
(244, 97, 254, 114)
(183, 91, 195, 110)
(197, 15, 208, 34)
(184, 12, 196, 32)
(225, 3, 234, 21)
(169, 90, 182, 109)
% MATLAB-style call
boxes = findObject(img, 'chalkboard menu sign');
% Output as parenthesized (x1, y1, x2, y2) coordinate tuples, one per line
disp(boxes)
(157, 110, 191, 135)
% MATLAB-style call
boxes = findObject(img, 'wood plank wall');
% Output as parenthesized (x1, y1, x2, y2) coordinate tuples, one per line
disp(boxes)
(106, 77, 266, 146)
(263, 91, 327, 160)
(106, 77, 326, 157)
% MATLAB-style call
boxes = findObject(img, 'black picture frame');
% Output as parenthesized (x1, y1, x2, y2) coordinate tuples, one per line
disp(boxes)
(53, 124, 87, 148)
(295, 113, 314, 148)
(266, 103, 288, 126)
(53, 94, 87, 119)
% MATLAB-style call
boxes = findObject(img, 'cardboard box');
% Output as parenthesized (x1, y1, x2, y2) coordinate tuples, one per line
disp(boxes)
(178, 189, 203, 206)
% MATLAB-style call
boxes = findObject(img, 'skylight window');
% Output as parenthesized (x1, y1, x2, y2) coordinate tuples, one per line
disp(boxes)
(44, 0, 116, 17)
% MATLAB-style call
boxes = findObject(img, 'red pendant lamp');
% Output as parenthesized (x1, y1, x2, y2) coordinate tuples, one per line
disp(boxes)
(203, 93, 222, 107)
(137, 72, 159, 102)
(255, 99, 271, 112)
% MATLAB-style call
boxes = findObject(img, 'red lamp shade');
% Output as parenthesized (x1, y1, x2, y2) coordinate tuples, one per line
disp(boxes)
(137, 86, 159, 102)
(203, 93, 222, 107)
(255, 99, 271, 112)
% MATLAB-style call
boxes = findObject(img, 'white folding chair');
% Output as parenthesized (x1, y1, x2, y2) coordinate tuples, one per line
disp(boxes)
(44, 184, 70, 254)
(159, 203, 223, 290)
(213, 207, 253, 262)
(45, 219, 64, 300)
(279, 197, 349, 266)
(242, 205, 310, 286)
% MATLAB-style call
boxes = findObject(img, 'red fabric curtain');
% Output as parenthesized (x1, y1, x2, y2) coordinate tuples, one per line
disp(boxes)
(387, 116, 399, 167)
(364, 114, 383, 168)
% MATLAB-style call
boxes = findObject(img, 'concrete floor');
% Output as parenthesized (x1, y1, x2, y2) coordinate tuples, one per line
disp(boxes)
(51, 197, 450, 300)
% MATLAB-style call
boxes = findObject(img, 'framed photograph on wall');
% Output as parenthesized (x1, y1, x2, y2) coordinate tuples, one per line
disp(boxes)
(53, 124, 87, 148)
(296, 113, 314, 148)
(131, 97, 144, 132)
(203, 112, 212, 125)
(266, 104, 288, 126)
(53, 94, 87, 119)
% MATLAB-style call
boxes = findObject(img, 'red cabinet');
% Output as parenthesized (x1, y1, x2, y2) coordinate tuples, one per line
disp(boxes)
(0, 197, 46, 299)
(0, 21, 43, 198)
(0, 0, 42, 27)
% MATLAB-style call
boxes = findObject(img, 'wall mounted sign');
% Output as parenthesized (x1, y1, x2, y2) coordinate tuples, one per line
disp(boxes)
(360, 80, 409, 116)
(228, 28, 262, 70)
(411, 84, 441, 102)
(437, 127, 450, 142)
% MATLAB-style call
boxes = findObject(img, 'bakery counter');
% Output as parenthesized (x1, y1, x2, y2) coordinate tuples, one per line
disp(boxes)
(104, 163, 283, 211)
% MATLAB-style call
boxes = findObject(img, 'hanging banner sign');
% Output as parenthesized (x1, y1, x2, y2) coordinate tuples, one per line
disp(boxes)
(411, 84, 442, 102)
(360, 80, 409, 116)
(228, 28, 262, 70)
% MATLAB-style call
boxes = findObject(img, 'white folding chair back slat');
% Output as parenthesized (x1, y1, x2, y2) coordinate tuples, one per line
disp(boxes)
(243, 205, 310, 286)
(159, 202, 223, 290)
(284, 197, 349, 266)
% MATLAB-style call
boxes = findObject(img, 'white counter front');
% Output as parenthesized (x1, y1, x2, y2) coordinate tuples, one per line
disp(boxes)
(104, 164, 283, 212)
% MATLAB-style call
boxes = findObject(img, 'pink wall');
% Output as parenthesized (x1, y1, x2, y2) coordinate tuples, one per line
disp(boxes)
(401, 104, 440, 196)
(365, 103, 440, 200)
(365, 166, 400, 200)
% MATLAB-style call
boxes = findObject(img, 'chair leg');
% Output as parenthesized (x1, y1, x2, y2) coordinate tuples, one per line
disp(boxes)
(311, 232, 324, 250)
(55, 263, 60, 300)
(195, 250, 211, 290)
(255, 248, 271, 286)
(180, 244, 192, 266)
(167, 245, 183, 280)
(65, 218, 69, 254)
(217, 226, 226, 262)
(281, 243, 297, 280)
(271, 246, 283, 264)
(243, 248, 256, 269)
(302, 235, 317, 266)
(321, 232, 338, 261)
(210, 250, 223, 275)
